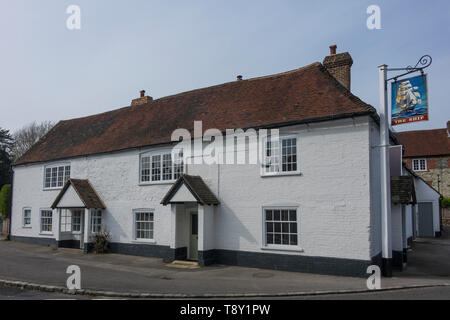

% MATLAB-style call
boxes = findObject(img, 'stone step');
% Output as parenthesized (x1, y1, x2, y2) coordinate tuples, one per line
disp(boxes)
(166, 260, 200, 269)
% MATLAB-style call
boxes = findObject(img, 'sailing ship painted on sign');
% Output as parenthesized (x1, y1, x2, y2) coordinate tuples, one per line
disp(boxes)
(391, 74, 428, 126)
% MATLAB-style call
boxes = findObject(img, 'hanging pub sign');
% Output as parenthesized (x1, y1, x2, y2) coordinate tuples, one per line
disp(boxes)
(391, 74, 429, 126)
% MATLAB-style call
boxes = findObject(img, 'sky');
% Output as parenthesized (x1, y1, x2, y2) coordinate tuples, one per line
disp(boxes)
(0, 0, 449, 134)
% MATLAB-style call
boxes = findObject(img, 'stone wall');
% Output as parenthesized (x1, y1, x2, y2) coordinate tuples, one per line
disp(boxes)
(403, 156, 450, 198)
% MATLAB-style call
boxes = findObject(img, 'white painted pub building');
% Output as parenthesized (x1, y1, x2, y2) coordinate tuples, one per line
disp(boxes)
(10, 47, 441, 277)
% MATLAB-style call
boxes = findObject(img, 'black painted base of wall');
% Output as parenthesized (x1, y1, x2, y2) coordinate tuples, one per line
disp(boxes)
(58, 240, 81, 249)
(11, 235, 57, 248)
(108, 242, 172, 260)
(403, 248, 408, 263)
(199, 249, 382, 278)
(407, 237, 413, 247)
(392, 250, 403, 271)
(435, 231, 442, 238)
(10, 236, 385, 277)
(382, 258, 392, 277)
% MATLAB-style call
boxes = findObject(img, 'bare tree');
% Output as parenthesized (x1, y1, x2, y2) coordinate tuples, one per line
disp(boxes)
(11, 121, 55, 162)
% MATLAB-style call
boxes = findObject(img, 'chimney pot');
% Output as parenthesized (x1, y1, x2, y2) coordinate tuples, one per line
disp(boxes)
(323, 45, 353, 91)
(330, 45, 337, 55)
(131, 90, 153, 106)
(237, 75, 243, 81)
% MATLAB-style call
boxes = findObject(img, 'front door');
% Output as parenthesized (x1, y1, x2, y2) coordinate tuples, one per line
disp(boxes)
(189, 212, 198, 260)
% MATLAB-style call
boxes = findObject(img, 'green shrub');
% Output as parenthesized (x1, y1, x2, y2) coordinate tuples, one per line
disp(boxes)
(441, 197, 450, 208)
(91, 231, 111, 254)
(0, 184, 11, 219)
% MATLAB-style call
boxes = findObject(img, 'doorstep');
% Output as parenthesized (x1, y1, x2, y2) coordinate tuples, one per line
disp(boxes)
(166, 260, 201, 269)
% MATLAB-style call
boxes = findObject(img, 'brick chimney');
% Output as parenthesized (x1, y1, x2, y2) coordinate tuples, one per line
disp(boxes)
(131, 90, 153, 106)
(323, 45, 353, 91)
(447, 121, 450, 137)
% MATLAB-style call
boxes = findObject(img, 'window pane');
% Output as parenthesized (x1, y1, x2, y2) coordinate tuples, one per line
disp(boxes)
(141, 156, 151, 182)
(151, 155, 161, 181)
(274, 210, 280, 221)
(265, 210, 273, 221)
(64, 166, 71, 183)
(266, 233, 273, 244)
(274, 222, 281, 232)
(264, 139, 280, 173)
(290, 222, 297, 233)
(290, 235, 298, 245)
(51, 167, 57, 187)
(173, 150, 184, 179)
(281, 210, 289, 221)
(289, 210, 296, 221)
(162, 154, 172, 180)
(57, 166, 64, 187)
(281, 138, 297, 172)
(274, 233, 281, 244)
(45, 168, 51, 188)
(266, 222, 273, 232)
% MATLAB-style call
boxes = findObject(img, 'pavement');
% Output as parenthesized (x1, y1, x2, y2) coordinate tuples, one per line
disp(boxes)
(0, 228, 449, 299)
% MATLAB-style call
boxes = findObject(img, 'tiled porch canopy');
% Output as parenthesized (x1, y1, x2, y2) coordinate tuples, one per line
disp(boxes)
(161, 174, 219, 206)
(51, 179, 106, 209)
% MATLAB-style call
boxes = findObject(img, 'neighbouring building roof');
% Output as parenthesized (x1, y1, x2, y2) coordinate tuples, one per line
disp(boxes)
(14, 62, 377, 166)
(396, 128, 450, 158)
(161, 174, 219, 206)
(51, 179, 106, 209)
(391, 176, 416, 205)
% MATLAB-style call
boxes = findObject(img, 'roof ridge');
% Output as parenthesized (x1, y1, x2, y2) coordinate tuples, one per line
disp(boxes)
(154, 62, 322, 102)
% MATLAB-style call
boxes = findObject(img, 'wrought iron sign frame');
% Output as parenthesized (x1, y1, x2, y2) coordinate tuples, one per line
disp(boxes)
(386, 55, 432, 83)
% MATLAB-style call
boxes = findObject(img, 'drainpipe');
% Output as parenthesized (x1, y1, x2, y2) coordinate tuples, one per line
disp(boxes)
(379, 64, 392, 277)
(7, 168, 14, 240)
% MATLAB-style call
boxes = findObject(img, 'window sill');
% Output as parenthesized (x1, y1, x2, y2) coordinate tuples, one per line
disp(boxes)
(43, 187, 63, 191)
(261, 246, 304, 253)
(261, 172, 303, 178)
(132, 239, 156, 244)
(22, 226, 32, 229)
(139, 181, 176, 186)
(39, 232, 54, 236)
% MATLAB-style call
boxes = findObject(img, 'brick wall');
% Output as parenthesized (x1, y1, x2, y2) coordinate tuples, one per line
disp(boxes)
(404, 156, 450, 198)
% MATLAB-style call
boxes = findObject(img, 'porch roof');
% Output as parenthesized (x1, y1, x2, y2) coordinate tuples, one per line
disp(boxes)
(51, 179, 106, 209)
(161, 174, 220, 206)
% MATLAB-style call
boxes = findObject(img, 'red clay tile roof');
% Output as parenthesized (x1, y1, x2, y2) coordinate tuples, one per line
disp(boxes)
(396, 128, 450, 157)
(15, 62, 376, 166)
(161, 174, 220, 206)
(51, 179, 106, 209)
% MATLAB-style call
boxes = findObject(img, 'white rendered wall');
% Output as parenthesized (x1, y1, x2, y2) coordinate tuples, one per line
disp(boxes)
(414, 177, 441, 234)
(12, 116, 374, 261)
(391, 204, 403, 252)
